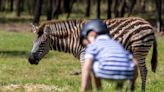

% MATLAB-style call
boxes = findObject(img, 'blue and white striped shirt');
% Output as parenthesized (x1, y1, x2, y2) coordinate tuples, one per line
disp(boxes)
(84, 35, 135, 80)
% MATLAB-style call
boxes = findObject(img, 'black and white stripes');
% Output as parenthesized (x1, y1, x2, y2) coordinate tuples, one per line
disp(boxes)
(42, 20, 85, 57)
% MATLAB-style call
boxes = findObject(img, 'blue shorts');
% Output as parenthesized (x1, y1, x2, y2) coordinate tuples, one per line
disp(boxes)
(92, 61, 135, 80)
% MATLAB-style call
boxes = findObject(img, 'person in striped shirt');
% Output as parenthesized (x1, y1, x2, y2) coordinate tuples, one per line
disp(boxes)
(80, 19, 137, 92)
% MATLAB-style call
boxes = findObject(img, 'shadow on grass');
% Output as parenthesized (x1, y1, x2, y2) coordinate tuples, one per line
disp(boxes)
(0, 50, 29, 57)
(0, 50, 54, 59)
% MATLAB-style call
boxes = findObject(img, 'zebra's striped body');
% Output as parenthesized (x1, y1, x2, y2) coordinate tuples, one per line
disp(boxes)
(29, 17, 157, 92)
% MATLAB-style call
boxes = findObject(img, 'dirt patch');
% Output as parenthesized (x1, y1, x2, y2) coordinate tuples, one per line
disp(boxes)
(0, 23, 32, 33)
(0, 84, 66, 92)
(0, 20, 163, 34)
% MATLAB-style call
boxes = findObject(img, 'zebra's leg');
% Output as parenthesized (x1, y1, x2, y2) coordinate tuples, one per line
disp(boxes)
(134, 53, 147, 92)
(132, 45, 149, 92)
(85, 74, 93, 91)
(126, 65, 138, 92)
(138, 59, 147, 92)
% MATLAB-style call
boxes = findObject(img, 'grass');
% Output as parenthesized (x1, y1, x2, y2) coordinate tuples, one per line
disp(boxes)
(0, 31, 81, 92)
(0, 31, 164, 92)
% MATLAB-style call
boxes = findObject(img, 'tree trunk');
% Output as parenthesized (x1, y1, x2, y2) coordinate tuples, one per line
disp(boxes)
(155, 0, 163, 32)
(10, 0, 14, 12)
(140, 0, 146, 13)
(64, 0, 70, 13)
(33, 0, 42, 24)
(27, 0, 35, 14)
(47, 0, 52, 20)
(16, 0, 21, 17)
(0, 0, 2, 11)
(92, 0, 96, 5)
(120, 0, 126, 17)
(107, 0, 112, 19)
(0, 0, 6, 11)
(66, 0, 75, 19)
(127, 0, 137, 16)
(20, 0, 24, 12)
(97, 0, 101, 18)
(113, 0, 119, 17)
(52, 0, 60, 19)
(85, 0, 91, 17)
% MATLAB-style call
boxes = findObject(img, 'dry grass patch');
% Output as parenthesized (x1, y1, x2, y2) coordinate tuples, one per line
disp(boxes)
(0, 84, 66, 92)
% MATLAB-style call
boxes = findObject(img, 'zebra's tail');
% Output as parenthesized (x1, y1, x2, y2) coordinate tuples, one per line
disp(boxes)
(151, 37, 158, 73)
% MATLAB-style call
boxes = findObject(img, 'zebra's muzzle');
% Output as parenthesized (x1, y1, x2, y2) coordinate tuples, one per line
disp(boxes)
(28, 53, 39, 65)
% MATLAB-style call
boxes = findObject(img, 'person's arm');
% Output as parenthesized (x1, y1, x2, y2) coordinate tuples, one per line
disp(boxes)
(132, 58, 138, 66)
(81, 58, 93, 92)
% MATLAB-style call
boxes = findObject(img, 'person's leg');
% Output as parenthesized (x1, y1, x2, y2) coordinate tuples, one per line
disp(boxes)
(85, 74, 92, 91)
(116, 81, 124, 92)
(91, 74, 102, 91)
(92, 61, 102, 91)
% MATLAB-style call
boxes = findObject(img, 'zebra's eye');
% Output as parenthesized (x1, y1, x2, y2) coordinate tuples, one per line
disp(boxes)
(41, 41, 46, 44)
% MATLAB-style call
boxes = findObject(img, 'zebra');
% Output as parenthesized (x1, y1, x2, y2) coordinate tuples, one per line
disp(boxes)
(28, 17, 157, 92)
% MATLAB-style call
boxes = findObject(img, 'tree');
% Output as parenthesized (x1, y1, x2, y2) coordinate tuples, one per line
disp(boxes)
(127, 0, 137, 16)
(107, 0, 112, 19)
(33, 0, 42, 24)
(113, 0, 126, 17)
(65, 0, 75, 19)
(0, 0, 6, 11)
(119, 0, 126, 17)
(15, 0, 21, 16)
(155, 0, 163, 32)
(85, 0, 91, 17)
(51, 0, 61, 19)
(97, 0, 101, 18)
(9, 0, 14, 12)
(47, 0, 52, 20)
(140, 0, 146, 13)
(0, 0, 2, 11)
(26, 0, 35, 15)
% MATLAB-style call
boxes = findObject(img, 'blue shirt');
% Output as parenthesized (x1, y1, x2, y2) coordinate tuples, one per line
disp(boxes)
(84, 35, 135, 80)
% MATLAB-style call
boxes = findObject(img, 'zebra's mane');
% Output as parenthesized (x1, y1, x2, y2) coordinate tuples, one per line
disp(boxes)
(36, 17, 148, 37)
(36, 19, 87, 36)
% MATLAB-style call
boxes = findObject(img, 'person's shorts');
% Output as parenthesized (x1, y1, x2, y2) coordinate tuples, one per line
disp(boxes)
(92, 61, 135, 80)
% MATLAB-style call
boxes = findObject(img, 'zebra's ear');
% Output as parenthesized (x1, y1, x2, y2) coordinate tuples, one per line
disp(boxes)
(30, 23, 38, 33)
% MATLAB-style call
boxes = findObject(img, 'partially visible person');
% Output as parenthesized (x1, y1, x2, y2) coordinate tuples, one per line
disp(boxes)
(80, 19, 137, 92)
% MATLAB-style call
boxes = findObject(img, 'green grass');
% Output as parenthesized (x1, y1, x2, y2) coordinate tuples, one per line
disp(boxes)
(0, 31, 164, 92)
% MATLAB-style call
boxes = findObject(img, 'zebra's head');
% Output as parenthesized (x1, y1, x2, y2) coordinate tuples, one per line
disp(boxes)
(28, 24, 52, 65)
